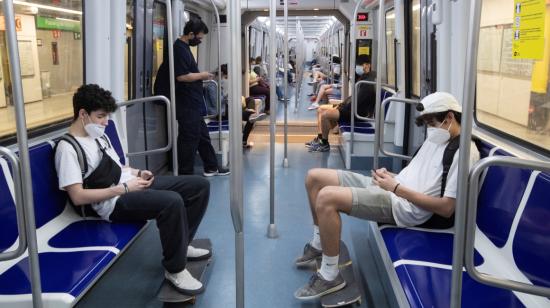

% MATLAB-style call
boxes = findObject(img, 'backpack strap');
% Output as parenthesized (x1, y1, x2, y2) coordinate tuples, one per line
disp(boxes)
(54, 133, 97, 219)
(441, 136, 460, 197)
(55, 133, 88, 176)
(418, 135, 460, 229)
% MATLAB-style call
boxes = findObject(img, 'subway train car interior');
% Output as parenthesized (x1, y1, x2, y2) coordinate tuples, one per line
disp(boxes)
(1, 0, 550, 307)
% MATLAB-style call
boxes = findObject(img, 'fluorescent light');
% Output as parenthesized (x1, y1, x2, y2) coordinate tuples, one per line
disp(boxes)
(11, 0, 82, 15)
(313, 8, 319, 11)
(412, 3, 420, 11)
(386, 13, 395, 19)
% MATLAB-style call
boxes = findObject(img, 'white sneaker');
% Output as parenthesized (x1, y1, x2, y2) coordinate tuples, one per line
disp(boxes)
(187, 245, 212, 261)
(165, 269, 204, 295)
(308, 103, 320, 110)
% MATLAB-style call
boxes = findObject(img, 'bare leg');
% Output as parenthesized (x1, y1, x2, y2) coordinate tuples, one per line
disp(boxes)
(305, 169, 340, 225)
(316, 105, 332, 133)
(321, 109, 340, 139)
(315, 186, 353, 256)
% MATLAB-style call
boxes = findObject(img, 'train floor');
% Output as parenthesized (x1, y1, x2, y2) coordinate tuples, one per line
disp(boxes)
(75, 141, 392, 307)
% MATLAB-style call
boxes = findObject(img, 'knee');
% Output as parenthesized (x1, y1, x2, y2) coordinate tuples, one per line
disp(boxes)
(164, 191, 185, 211)
(315, 187, 338, 215)
(306, 168, 323, 189)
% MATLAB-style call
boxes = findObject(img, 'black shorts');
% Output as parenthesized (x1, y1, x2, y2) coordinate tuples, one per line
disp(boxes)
(338, 104, 351, 122)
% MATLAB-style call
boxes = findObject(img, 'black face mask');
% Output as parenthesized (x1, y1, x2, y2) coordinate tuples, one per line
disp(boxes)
(189, 37, 201, 46)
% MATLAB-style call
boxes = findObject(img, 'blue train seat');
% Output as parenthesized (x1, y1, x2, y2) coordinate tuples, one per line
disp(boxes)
(373, 139, 550, 307)
(0, 121, 147, 307)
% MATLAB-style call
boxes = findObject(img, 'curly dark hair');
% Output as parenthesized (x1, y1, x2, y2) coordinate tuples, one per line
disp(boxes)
(72, 84, 117, 121)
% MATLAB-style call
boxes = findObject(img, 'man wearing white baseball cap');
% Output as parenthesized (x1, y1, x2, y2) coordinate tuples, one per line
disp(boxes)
(294, 92, 480, 300)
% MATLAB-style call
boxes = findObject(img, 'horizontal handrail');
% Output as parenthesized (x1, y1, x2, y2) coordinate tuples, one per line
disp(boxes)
(377, 97, 421, 161)
(117, 96, 172, 157)
(466, 156, 550, 297)
(0, 147, 27, 261)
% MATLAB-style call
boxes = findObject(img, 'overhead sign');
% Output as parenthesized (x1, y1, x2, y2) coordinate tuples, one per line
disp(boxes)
(512, 0, 545, 59)
(36, 16, 81, 32)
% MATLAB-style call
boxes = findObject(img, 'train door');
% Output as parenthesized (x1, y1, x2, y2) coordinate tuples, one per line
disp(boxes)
(127, 0, 169, 173)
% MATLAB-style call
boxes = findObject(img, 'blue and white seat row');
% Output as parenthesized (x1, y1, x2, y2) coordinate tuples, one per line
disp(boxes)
(369, 138, 550, 307)
(0, 120, 147, 307)
(338, 88, 396, 169)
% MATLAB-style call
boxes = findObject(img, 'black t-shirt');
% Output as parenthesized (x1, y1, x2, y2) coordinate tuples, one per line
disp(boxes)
(356, 71, 377, 118)
(154, 39, 203, 119)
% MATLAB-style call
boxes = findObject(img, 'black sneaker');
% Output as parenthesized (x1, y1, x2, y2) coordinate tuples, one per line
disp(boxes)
(294, 272, 346, 300)
(305, 137, 320, 148)
(295, 243, 322, 267)
(203, 167, 231, 177)
(308, 142, 330, 152)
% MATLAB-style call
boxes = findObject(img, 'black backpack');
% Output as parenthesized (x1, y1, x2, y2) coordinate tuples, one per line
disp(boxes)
(413, 136, 482, 229)
(54, 133, 113, 218)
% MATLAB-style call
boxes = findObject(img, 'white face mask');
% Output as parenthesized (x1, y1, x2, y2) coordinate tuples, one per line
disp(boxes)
(427, 120, 452, 144)
(355, 65, 364, 76)
(82, 114, 106, 139)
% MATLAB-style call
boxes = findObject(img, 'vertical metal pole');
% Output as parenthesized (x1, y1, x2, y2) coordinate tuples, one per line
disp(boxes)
(206, 0, 223, 150)
(372, 0, 384, 170)
(165, 0, 178, 176)
(451, 1, 482, 307)
(267, 0, 278, 238)
(294, 23, 300, 112)
(283, 0, 289, 168)
(349, 0, 363, 155)
(3, 1, 43, 307)
(228, 1, 244, 307)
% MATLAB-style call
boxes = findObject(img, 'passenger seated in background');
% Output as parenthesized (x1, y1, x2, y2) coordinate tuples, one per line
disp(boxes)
(55, 84, 211, 296)
(219, 64, 267, 147)
(294, 92, 480, 300)
(249, 64, 271, 112)
(306, 56, 376, 152)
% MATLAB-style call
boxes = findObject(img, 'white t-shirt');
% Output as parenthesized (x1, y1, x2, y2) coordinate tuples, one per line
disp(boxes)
(391, 139, 480, 227)
(54, 135, 135, 220)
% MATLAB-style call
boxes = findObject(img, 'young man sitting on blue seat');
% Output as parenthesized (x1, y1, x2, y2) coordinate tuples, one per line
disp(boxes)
(295, 92, 480, 299)
(54, 84, 211, 295)
(306, 56, 376, 153)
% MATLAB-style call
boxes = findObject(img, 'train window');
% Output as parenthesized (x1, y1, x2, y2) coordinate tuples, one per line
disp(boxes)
(0, 1, 83, 140)
(151, 2, 166, 90)
(411, 0, 421, 96)
(476, 0, 550, 152)
(385, 8, 396, 88)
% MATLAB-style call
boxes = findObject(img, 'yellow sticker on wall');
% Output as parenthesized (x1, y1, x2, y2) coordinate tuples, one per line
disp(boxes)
(358, 47, 370, 56)
(512, 0, 546, 59)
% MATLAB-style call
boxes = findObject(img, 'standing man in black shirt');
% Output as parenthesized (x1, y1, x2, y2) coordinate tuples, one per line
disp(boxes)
(155, 19, 230, 176)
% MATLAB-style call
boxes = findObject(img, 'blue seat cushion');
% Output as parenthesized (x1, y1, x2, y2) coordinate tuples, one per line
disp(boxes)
(477, 165, 531, 248)
(0, 251, 115, 297)
(396, 265, 524, 308)
(339, 126, 375, 134)
(0, 167, 18, 252)
(28, 143, 68, 229)
(105, 120, 125, 165)
(514, 172, 550, 289)
(49, 220, 146, 249)
(338, 120, 373, 128)
(381, 228, 483, 266)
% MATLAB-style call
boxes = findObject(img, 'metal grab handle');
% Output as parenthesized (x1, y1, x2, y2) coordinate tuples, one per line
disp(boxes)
(376, 97, 420, 161)
(117, 95, 172, 157)
(350, 80, 395, 155)
(0, 147, 27, 261)
(465, 156, 550, 297)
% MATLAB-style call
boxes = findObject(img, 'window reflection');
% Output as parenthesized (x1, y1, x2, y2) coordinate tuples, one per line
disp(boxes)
(0, 1, 83, 139)
(386, 8, 396, 87)
(476, 0, 550, 151)
(411, 0, 420, 96)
